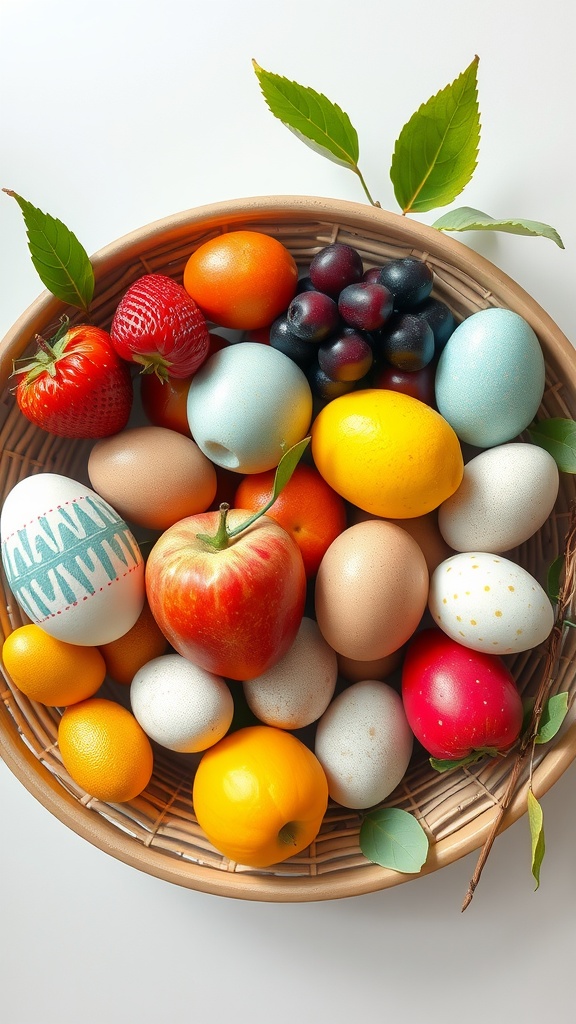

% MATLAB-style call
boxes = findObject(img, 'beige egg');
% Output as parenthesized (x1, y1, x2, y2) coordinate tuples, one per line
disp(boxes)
(348, 506, 453, 574)
(88, 425, 217, 531)
(243, 617, 337, 729)
(315, 519, 429, 661)
(336, 646, 404, 683)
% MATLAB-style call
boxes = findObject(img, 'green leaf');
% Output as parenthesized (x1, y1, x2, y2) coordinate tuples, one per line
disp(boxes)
(535, 692, 569, 744)
(430, 747, 499, 773)
(527, 788, 545, 890)
(527, 419, 576, 473)
(252, 61, 376, 205)
(390, 56, 480, 214)
(432, 206, 564, 248)
(521, 696, 536, 738)
(547, 555, 564, 603)
(359, 807, 429, 873)
(4, 189, 94, 312)
(225, 436, 311, 541)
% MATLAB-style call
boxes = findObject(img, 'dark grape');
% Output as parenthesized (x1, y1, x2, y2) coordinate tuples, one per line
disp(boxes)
(376, 313, 435, 371)
(373, 363, 436, 406)
(296, 275, 317, 294)
(318, 327, 374, 382)
(269, 315, 316, 369)
(287, 291, 341, 343)
(377, 257, 434, 311)
(307, 362, 357, 401)
(338, 281, 393, 332)
(414, 297, 456, 353)
(361, 267, 381, 285)
(309, 243, 364, 298)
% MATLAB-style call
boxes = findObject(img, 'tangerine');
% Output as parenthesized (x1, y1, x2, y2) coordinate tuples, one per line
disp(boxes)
(183, 230, 298, 330)
(192, 725, 328, 867)
(2, 624, 106, 707)
(58, 697, 154, 803)
(311, 388, 464, 518)
(98, 600, 169, 686)
(234, 463, 347, 577)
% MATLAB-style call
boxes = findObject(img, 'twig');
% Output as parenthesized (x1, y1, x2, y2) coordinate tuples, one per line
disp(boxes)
(461, 500, 576, 912)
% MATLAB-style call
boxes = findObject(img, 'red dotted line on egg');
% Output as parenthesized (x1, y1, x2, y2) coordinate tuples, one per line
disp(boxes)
(3, 496, 90, 542)
(36, 563, 142, 623)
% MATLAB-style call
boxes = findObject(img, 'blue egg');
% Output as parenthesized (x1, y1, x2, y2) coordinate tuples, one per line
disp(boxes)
(434, 308, 545, 447)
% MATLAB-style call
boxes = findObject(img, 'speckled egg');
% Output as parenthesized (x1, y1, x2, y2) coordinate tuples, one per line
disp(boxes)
(438, 442, 559, 552)
(435, 308, 546, 447)
(0, 473, 145, 646)
(242, 617, 337, 729)
(314, 679, 414, 809)
(186, 342, 313, 473)
(428, 551, 554, 654)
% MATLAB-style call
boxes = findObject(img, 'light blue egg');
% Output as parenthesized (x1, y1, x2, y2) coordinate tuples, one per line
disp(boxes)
(434, 308, 545, 447)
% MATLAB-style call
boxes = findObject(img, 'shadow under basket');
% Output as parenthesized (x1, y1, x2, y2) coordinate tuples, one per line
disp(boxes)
(1, 195, 576, 902)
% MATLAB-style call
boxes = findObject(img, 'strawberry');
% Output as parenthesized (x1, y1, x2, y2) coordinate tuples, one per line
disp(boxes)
(110, 273, 210, 379)
(14, 321, 133, 439)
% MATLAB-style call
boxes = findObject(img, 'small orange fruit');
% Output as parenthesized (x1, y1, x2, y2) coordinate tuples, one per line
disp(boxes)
(140, 332, 229, 436)
(98, 601, 168, 686)
(233, 463, 347, 577)
(58, 697, 153, 803)
(2, 624, 106, 707)
(192, 725, 329, 867)
(183, 230, 298, 330)
(311, 388, 464, 518)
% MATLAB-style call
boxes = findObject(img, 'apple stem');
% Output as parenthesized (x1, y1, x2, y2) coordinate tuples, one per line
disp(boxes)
(196, 503, 232, 551)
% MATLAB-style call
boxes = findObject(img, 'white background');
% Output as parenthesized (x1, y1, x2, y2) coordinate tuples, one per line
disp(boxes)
(1, 2, 576, 1021)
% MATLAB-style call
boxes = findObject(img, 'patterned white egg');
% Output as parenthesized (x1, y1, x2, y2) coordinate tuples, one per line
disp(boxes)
(1, 473, 145, 646)
(428, 551, 554, 654)
(438, 442, 559, 553)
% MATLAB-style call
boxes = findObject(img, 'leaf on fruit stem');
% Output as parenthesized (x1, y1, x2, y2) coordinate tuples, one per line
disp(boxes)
(390, 57, 480, 215)
(527, 418, 576, 473)
(535, 692, 569, 745)
(225, 437, 311, 540)
(527, 788, 545, 889)
(360, 807, 429, 873)
(429, 747, 499, 773)
(3, 189, 94, 312)
(252, 61, 376, 205)
(432, 206, 564, 248)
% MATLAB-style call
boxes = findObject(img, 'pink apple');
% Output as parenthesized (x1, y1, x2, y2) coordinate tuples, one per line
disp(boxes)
(145, 507, 306, 681)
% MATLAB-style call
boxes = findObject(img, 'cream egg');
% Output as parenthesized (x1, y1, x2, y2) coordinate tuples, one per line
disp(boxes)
(314, 679, 414, 809)
(0, 473, 145, 645)
(428, 551, 554, 654)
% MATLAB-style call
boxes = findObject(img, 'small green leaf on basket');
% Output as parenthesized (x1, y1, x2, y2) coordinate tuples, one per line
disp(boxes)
(390, 56, 480, 215)
(252, 61, 376, 206)
(527, 788, 545, 890)
(431, 206, 564, 248)
(360, 807, 429, 873)
(4, 189, 94, 312)
(535, 692, 569, 744)
(527, 419, 576, 473)
(547, 555, 565, 603)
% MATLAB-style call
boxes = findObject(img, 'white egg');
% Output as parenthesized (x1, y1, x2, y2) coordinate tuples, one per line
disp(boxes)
(130, 653, 234, 753)
(0, 473, 145, 646)
(243, 617, 337, 729)
(314, 679, 414, 809)
(428, 551, 554, 654)
(438, 443, 559, 553)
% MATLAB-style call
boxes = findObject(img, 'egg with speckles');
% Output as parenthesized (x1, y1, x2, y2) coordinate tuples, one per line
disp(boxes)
(438, 442, 559, 553)
(434, 308, 546, 448)
(314, 519, 429, 661)
(314, 679, 414, 809)
(428, 551, 554, 654)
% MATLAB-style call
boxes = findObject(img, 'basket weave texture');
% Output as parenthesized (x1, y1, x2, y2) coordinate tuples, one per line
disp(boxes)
(1, 195, 575, 902)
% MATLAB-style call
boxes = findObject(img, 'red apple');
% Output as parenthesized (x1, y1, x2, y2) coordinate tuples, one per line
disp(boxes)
(145, 507, 306, 680)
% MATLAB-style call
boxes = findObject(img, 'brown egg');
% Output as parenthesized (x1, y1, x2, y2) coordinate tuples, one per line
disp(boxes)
(336, 646, 404, 684)
(88, 425, 217, 530)
(315, 519, 429, 661)
(348, 506, 453, 574)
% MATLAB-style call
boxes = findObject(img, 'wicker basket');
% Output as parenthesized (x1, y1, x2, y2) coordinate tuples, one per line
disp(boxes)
(1, 195, 575, 902)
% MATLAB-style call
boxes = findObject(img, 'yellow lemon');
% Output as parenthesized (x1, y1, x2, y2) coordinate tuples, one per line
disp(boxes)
(311, 389, 463, 518)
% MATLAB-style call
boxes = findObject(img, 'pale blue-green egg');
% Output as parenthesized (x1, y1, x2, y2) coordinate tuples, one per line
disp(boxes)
(434, 308, 545, 447)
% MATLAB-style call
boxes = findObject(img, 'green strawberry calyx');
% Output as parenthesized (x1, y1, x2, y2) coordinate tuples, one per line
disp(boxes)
(12, 318, 72, 385)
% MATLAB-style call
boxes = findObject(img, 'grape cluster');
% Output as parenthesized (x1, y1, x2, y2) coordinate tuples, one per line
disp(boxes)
(268, 242, 456, 404)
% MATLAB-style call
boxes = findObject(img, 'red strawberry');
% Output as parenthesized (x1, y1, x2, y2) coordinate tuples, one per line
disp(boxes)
(14, 322, 133, 439)
(110, 273, 210, 379)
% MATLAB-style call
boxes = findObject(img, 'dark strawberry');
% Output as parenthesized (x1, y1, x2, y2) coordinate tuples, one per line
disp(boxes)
(14, 322, 133, 439)
(110, 273, 210, 379)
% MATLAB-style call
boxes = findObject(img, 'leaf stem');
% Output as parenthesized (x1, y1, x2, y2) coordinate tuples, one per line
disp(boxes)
(354, 167, 379, 207)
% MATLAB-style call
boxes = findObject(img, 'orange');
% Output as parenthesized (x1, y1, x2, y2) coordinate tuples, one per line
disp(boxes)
(192, 725, 329, 868)
(98, 600, 168, 686)
(2, 624, 106, 707)
(183, 230, 298, 330)
(234, 463, 347, 577)
(311, 388, 464, 519)
(58, 697, 154, 803)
